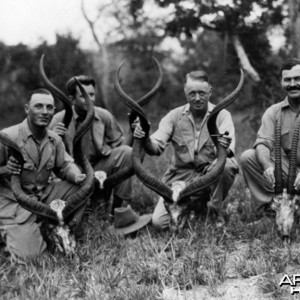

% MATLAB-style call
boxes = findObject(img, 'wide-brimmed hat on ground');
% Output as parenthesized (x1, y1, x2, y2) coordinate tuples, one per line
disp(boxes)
(108, 205, 152, 235)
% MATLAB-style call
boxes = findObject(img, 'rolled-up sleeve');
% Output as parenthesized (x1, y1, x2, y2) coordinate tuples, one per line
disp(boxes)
(216, 110, 236, 154)
(150, 111, 174, 155)
(253, 107, 275, 151)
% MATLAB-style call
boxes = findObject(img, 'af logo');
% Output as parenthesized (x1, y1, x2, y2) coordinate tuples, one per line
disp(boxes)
(279, 274, 300, 295)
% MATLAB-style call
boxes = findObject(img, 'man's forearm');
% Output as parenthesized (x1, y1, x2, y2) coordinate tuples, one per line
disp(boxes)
(0, 166, 9, 178)
(145, 137, 160, 156)
(256, 144, 273, 171)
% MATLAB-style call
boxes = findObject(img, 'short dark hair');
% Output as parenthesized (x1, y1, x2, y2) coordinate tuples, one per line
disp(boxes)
(65, 75, 96, 97)
(185, 70, 209, 84)
(280, 58, 300, 77)
(27, 88, 52, 102)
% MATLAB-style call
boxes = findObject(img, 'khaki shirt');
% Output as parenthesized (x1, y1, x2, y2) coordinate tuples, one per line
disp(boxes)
(254, 97, 300, 164)
(149, 102, 237, 182)
(0, 119, 82, 224)
(49, 107, 124, 161)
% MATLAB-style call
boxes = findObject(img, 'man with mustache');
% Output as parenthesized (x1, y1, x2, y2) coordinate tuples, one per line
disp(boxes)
(241, 58, 300, 216)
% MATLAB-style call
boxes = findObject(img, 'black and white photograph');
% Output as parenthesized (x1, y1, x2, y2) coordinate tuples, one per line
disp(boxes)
(0, 0, 299, 299)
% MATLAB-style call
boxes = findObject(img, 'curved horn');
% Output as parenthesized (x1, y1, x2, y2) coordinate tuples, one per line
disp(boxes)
(122, 57, 163, 146)
(137, 57, 163, 107)
(274, 119, 283, 194)
(104, 57, 164, 189)
(132, 138, 174, 202)
(177, 69, 245, 203)
(114, 62, 150, 135)
(0, 132, 59, 224)
(39, 55, 73, 131)
(62, 79, 95, 222)
(115, 58, 174, 202)
(287, 117, 300, 195)
(103, 166, 134, 189)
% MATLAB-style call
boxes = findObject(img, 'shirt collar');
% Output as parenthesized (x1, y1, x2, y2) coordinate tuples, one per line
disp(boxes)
(73, 106, 99, 121)
(20, 118, 54, 142)
(20, 119, 34, 141)
(281, 97, 290, 109)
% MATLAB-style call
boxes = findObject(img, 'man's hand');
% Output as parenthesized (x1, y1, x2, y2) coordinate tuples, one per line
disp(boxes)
(6, 156, 22, 175)
(133, 124, 146, 139)
(75, 174, 86, 184)
(52, 122, 67, 136)
(217, 135, 232, 149)
(263, 166, 275, 187)
(294, 173, 300, 191)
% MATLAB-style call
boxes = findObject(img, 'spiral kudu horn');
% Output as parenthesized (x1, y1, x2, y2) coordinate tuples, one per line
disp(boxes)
(103, 58, 163, 190)
(287, 116, 300, 195)
(62, 78, 95, 223)
(39, 55, 73, 135)
(115, 57, 174, 203)
(274, 119, 283, 194)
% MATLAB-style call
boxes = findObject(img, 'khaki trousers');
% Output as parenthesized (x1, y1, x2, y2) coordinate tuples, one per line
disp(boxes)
(93, 145, 133, 203)
(152, 158, 238, 230)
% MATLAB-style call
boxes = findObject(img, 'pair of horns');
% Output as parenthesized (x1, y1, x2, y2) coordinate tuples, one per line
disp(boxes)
(115, 58, 244, 204)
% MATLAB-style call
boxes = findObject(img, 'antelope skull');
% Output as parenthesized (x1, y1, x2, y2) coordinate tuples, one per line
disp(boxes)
(48, 199, 76, 254)
(163, 181, 188, 232)
(94, 170, 108, 189)
(271, 189, 300, 239)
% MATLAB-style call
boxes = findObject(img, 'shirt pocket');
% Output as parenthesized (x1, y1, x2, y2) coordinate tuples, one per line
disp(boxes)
(172, 133, 188, 154)
(23, 162, 34, 171)
(46, 155, 55, 170)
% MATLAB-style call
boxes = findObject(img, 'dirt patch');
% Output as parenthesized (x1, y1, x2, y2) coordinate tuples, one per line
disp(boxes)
(163, 276, 271, 300)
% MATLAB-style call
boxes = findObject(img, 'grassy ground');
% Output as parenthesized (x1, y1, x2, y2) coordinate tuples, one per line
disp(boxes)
(0, 111, 298, 299)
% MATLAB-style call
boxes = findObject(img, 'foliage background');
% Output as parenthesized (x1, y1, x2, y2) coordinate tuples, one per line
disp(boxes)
(1, 1, 300, 299)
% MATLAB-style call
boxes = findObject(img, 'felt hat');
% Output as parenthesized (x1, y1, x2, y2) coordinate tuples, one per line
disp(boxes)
(108, 205, 152, 235)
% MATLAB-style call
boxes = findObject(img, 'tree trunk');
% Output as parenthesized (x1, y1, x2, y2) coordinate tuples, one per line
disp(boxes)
(81, 0, 110, 109)
(231, 35, 260, 82)
(101, 44, 109, 109)
(289, 0, 300, 58)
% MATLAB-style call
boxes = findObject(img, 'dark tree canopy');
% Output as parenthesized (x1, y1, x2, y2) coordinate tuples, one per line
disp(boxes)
(0, 34, 92, 127)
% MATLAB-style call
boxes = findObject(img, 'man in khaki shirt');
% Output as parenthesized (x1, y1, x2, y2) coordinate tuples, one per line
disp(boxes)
(134, 70, 238, 229)
(241, 58, 300, 214)
(49, 75, 132, 213)
(0, 89, 86, 263)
